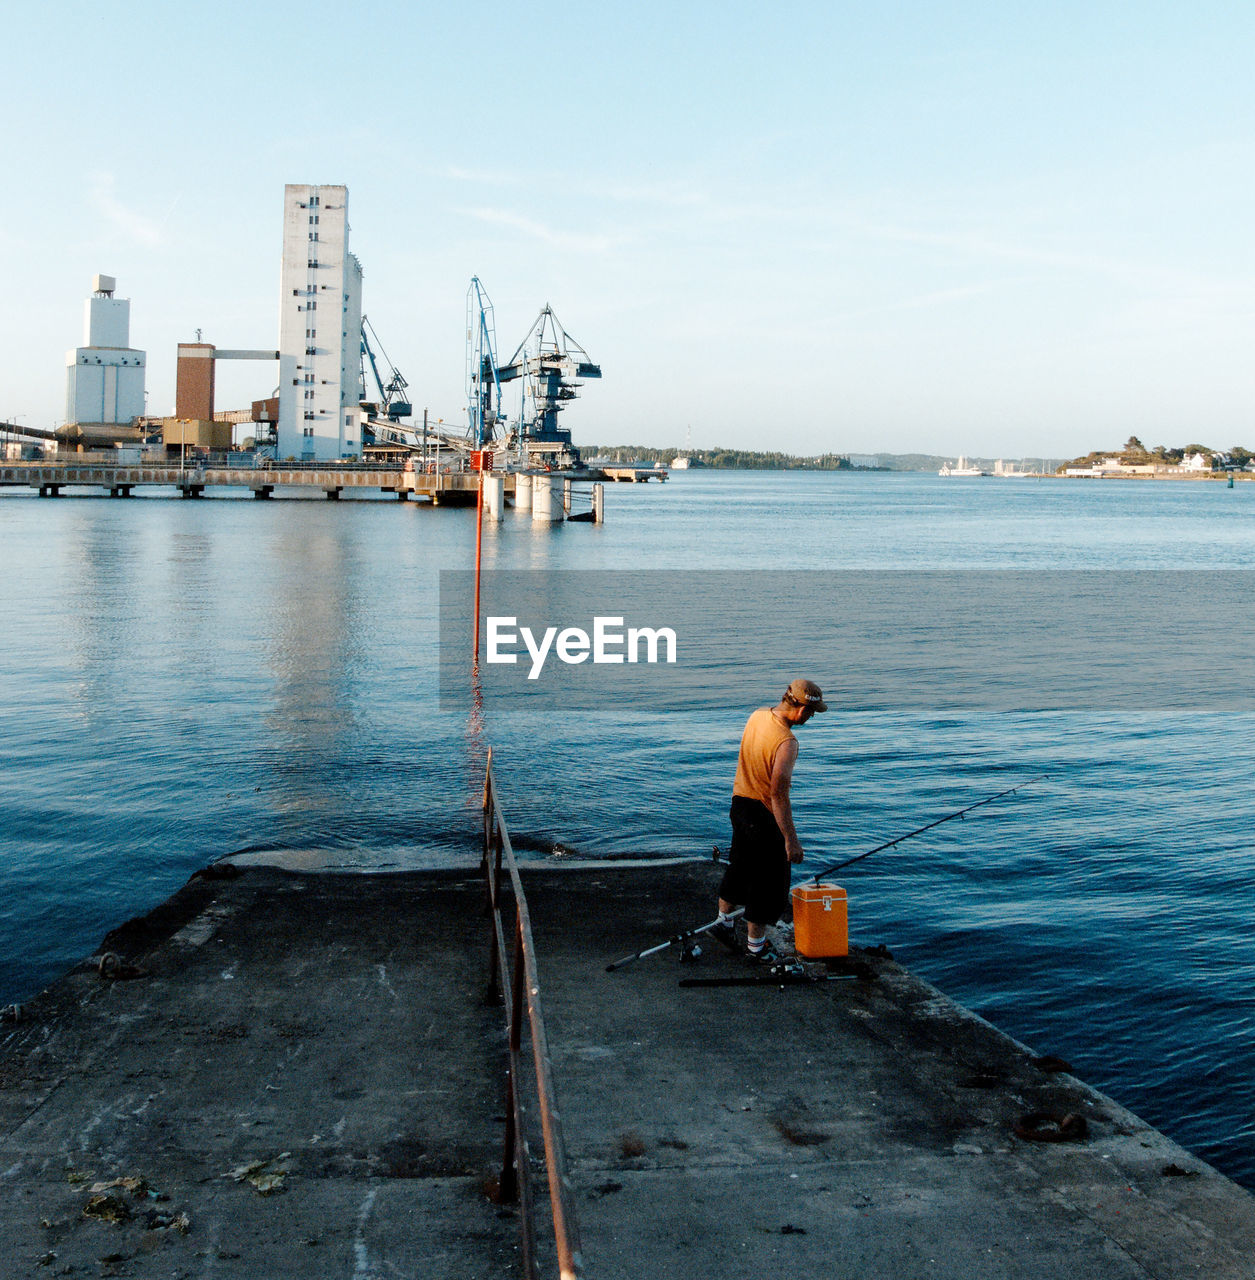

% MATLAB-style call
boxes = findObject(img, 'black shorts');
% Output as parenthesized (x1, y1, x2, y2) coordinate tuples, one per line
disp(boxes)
(718, 796, 790, 927)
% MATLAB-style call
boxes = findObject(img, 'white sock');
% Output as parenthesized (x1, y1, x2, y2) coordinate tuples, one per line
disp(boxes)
(747, 936, 766, 954)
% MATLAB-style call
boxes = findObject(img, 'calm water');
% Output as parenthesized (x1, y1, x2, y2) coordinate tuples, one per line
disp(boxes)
(2, 471, 1253, 1185)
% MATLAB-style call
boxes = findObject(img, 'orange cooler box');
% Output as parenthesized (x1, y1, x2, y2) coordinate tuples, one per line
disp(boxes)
(791, 882, 848, 959)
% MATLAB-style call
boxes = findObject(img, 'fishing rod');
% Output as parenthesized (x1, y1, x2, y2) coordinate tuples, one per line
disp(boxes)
(605, 775, 1045, 973)
(605, 908, 745, 972)
(804, 775, 1047, 885)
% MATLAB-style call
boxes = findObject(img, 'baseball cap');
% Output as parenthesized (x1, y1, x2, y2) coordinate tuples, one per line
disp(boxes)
(785, 679, 828, 712)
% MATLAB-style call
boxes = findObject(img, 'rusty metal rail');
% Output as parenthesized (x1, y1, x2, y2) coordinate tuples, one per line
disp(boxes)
(482, 750, 584, 1280)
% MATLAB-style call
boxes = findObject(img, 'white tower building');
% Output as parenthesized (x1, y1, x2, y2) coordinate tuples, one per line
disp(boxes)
(65, 275, 147, 427)
(276, 184, 363, 461)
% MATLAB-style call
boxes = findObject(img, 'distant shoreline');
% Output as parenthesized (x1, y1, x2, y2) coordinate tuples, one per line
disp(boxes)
(584, 446, 1065, 473)
(656, 468, 1252, 478)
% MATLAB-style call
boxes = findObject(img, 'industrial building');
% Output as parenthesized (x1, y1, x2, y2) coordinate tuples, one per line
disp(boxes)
(276, 184, 363, 461)
(167, 342, 278, 453)
(64, 275, 146, 434)
(44, 187, 599, 469)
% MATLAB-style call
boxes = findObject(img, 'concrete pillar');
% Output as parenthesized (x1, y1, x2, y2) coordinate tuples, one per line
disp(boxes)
(485, 474, 504, 521)
(563, 478, 572, 514)
(532, 476, 561, 523)
(593, 482, 605, 524)
(514, 473, 533, 512)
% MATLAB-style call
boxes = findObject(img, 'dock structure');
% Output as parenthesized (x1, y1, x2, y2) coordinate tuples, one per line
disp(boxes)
(0, 867, 519, 1279)
(0, 464, 615, 518)
(1, 855, 1251, 1278)
(0, 462, 509, 504)
(600, 465, 667, 483)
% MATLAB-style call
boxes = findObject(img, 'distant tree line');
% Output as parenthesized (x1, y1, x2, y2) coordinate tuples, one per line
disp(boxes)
(585, 445, 858, 470)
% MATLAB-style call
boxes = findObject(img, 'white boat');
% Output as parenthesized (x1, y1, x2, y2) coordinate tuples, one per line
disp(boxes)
(672, 426, 694, 469)
(939, 455, 988, 477)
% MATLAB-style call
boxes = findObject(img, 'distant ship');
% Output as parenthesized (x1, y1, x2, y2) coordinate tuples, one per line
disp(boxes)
(939, 455, 988, 477)
(672, 425, 694, 469)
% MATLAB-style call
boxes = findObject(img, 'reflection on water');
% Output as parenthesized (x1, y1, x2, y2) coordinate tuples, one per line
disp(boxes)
(264, 518, 368, 817)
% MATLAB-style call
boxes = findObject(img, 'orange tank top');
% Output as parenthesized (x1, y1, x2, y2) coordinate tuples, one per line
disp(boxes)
(732, 707, 795, 806)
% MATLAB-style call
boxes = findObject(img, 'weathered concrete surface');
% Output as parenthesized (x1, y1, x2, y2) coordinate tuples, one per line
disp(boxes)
(0, 868, 518, 1278)
(518, 861, 1255, 1280)
(1, 859, 1252, 1279)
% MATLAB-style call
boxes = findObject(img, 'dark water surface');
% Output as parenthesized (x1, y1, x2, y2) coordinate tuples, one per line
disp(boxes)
(2, 472, 1253, 1185)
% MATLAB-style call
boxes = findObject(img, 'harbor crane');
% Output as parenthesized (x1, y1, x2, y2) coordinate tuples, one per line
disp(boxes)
(496, 305, 600, 466)
(465, 277, 601, 466)
(360, 315, 412, 422)
(466, 277, 503, 449)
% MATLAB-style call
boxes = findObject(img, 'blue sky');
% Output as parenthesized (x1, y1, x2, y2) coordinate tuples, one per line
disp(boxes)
(4, 1, 1254, 456)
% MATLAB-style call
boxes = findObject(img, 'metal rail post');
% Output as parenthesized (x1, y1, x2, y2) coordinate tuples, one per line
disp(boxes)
(480, 757, 585, 1279)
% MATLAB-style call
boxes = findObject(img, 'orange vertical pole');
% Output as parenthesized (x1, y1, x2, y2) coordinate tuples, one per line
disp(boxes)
(473, 462, 484, 662)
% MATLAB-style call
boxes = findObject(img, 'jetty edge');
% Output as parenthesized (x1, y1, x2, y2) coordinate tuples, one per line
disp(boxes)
(0, 859, 1250, 1279)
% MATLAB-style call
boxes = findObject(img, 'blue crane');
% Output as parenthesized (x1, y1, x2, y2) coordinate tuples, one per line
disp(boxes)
(496, 304, 600, 459)
(360, 315, 412, 422)
(466, 277, 503, 449)
(465, 283, 601, 465)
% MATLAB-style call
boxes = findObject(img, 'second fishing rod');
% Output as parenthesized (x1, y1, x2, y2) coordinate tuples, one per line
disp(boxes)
(801, 775, 1047, 885)
(605, 775, 1046, 972)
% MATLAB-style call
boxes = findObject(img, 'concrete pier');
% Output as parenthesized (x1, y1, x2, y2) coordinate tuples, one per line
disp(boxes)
(532, 476, 560, 523)
(0, 463, 513, 504)
(0, 867, 519, 1279)
(485, 473, 505, 521)
(601, 466, 668, 483)
(1, 860, 1251, 1278)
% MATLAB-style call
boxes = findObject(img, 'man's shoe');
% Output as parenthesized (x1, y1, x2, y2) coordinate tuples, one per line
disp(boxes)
(744, 942, 781, 966)
(709, 921, 740, 954)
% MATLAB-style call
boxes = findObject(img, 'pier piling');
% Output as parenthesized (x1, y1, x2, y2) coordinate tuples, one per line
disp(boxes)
(532, 476, 560, 522)
(484, 474, 504, 521)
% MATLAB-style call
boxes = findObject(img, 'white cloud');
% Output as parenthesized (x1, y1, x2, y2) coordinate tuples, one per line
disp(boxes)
(443, 164, 520, 185)
(461, 207, 628, 255)
(829, 279, 1032, 322)
(846, 215, 1242, 298)
(89, 172, 164, 247)
(598, 178, 707, 209)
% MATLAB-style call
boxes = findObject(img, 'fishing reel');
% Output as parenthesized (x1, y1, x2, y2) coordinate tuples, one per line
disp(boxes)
(678, 939, 703, 963)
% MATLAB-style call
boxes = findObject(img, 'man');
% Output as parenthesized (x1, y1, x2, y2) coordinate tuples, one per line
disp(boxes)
(714, 679, 827, 963)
